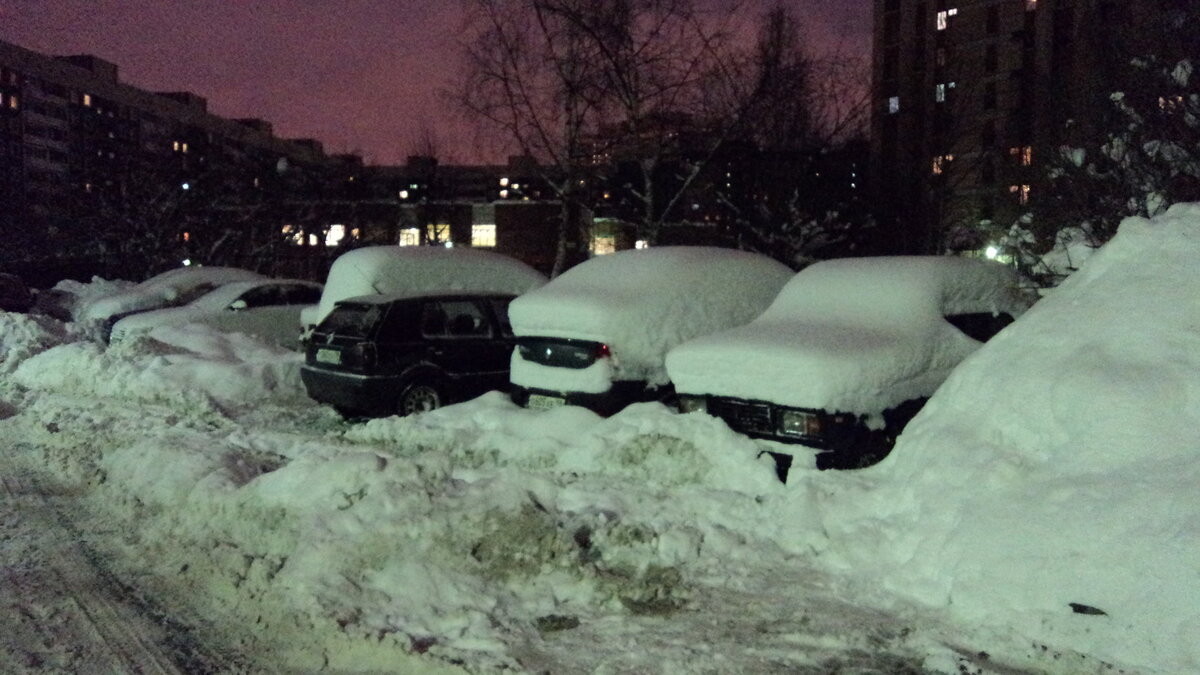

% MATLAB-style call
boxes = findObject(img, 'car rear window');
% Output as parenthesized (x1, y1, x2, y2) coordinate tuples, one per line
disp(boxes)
(320, 303, 385, 337)
(517, 337, 606, 369)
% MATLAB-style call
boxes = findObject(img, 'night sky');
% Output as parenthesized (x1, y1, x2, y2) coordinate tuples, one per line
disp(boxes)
(0, 0, 870, 166)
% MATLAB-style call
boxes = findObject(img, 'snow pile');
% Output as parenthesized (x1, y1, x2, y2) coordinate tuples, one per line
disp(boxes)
(308, 246, 547, 327)
(815, 204, 1200, 673)
(77, 266, 265, 323)
(0, 312, 72, 375)
(510, 247, 793, 386)
(667, 256, 1029, 413)
(13, 323, 310, 411)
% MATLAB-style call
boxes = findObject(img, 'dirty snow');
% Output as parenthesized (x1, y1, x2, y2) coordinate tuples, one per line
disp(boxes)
(0, 207, 1197, 673)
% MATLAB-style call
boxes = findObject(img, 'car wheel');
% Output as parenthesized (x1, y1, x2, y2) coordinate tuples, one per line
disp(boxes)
(397, 380, 444, 416)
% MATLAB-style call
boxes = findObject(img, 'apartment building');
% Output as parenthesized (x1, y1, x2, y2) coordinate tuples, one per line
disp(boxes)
(870, 0, 1152, 253)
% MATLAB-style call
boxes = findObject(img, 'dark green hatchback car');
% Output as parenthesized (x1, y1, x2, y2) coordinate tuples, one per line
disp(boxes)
(300, 292, 517, 417)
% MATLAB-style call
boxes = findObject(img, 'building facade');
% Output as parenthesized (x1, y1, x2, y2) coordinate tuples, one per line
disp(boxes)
(870, 0, 1149, 253)
(0, 39, 342, 284)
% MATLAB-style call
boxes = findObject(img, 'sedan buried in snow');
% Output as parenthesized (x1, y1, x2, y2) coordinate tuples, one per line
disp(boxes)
(665, 256, 1034, 471)
(508, 246, 794, 415)
(301, 292, 518, 417)
(109, 279, 323, 349)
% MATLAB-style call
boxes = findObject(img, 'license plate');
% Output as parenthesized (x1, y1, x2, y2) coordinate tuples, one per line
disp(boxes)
(315, 348, 341, 365)
(527, 394, 565, 410)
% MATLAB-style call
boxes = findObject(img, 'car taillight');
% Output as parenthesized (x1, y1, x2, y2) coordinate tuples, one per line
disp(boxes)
(596, 343, 611, 359)
(351, 342, 377, 368)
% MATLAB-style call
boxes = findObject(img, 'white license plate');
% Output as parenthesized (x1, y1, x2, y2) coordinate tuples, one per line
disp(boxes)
(527, 394, 565, 410)
(315, 348, 341, 365)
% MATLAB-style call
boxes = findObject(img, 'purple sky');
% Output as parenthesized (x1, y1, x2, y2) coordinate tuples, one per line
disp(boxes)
(0, 0, 869, 166)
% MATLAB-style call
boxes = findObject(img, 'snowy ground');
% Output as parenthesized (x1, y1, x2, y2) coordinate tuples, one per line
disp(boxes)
(0, 206, 1196, 674)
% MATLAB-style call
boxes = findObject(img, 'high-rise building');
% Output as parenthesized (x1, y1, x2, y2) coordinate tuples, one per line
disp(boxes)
(869, 0, 1154, 253)
(0, 39, 334, 282)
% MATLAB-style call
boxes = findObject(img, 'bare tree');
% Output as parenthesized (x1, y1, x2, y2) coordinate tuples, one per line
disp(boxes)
(459, 0, 605, 275)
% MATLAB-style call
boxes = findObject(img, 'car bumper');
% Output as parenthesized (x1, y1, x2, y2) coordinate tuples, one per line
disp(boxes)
(510, 381, 668, 416)
(300, 365, 401, 415)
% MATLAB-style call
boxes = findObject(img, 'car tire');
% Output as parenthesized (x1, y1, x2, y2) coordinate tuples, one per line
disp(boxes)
(397, 379, 445, 416)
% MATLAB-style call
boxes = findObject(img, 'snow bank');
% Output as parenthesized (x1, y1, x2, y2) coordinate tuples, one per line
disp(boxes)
(667, 256, 1029, 413)
(814, 205, 1200, 673)
(309, 247, 547, 327)
(14, 324, 310, 411)
(0, 312, 72, 375)
(510, 247, 793, 385)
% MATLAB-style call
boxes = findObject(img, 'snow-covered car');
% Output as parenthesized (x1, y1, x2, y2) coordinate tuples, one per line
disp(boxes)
(666, 256, 1033, 470)
(301, 292, 519, 417)
(109, 279, 323, 349)
(78, 266, 267, 336)
(301, 246, 547, 338)
(509, 247, 794, 415)
(0, 273, 34, 313)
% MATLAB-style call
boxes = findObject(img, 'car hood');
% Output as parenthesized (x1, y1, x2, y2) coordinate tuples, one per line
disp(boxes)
(665, 318, 984, 414)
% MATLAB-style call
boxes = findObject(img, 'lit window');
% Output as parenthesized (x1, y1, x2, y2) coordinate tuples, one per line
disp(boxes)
(1010, 184, 1031, 205)
(936, 8, 957, 30)
(499, 177, 509, 187)
(325, 224, 346, 247)
(499, 189, 509, 199)
(936, 84, 946, 102)
(471, 224, 496, 248)
(7, 93, 18, 110)
(82, 93, 92, 107)
(1159, 95, 1185, 112)
(173, 140, 180, 152)
(1009, 146, 1034, 165)
(398, 228, 420, 246)
(399, 189, 409, 199)
(888, 96, 900, 114)
(181, 142, 188, 153)
(590, 234, 616, 255)
(932, 154, 954, 175)
(426, 223, 450, 244)
(511, 183, 520, 190)
(182, 232, 190, 242)
(282, 224, 305, 245)
(635, 240, 649, 249)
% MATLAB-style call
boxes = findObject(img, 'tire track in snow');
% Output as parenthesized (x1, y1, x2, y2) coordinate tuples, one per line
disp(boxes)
(0, 461, 234, 674)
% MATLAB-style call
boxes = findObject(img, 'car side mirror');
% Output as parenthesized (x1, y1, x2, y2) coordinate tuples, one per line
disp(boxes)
(229, 299, 248, 311)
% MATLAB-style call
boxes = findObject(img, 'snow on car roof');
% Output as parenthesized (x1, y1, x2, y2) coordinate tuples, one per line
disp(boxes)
(311, 246, 547, 325)
(509, 247, 794, 382)
(817, 203, 1200, 673)
(79, 266, 266, 322)
(666, 256, 1031, 413)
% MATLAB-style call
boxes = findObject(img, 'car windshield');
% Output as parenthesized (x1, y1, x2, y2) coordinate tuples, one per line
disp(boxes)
(319, 303, 385, 338)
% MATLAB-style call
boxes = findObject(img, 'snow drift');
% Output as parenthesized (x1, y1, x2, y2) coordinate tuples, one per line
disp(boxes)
(815, 203, 1200, 673)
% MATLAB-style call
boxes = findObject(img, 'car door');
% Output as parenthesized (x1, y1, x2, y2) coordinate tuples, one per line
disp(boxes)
(210, 283, 316, 347)
(417, 298, 503, 392)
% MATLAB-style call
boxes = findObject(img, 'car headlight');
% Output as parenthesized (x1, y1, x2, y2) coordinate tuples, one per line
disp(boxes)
(677, 394, 708, 414)
(778, 409, 821, 437)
